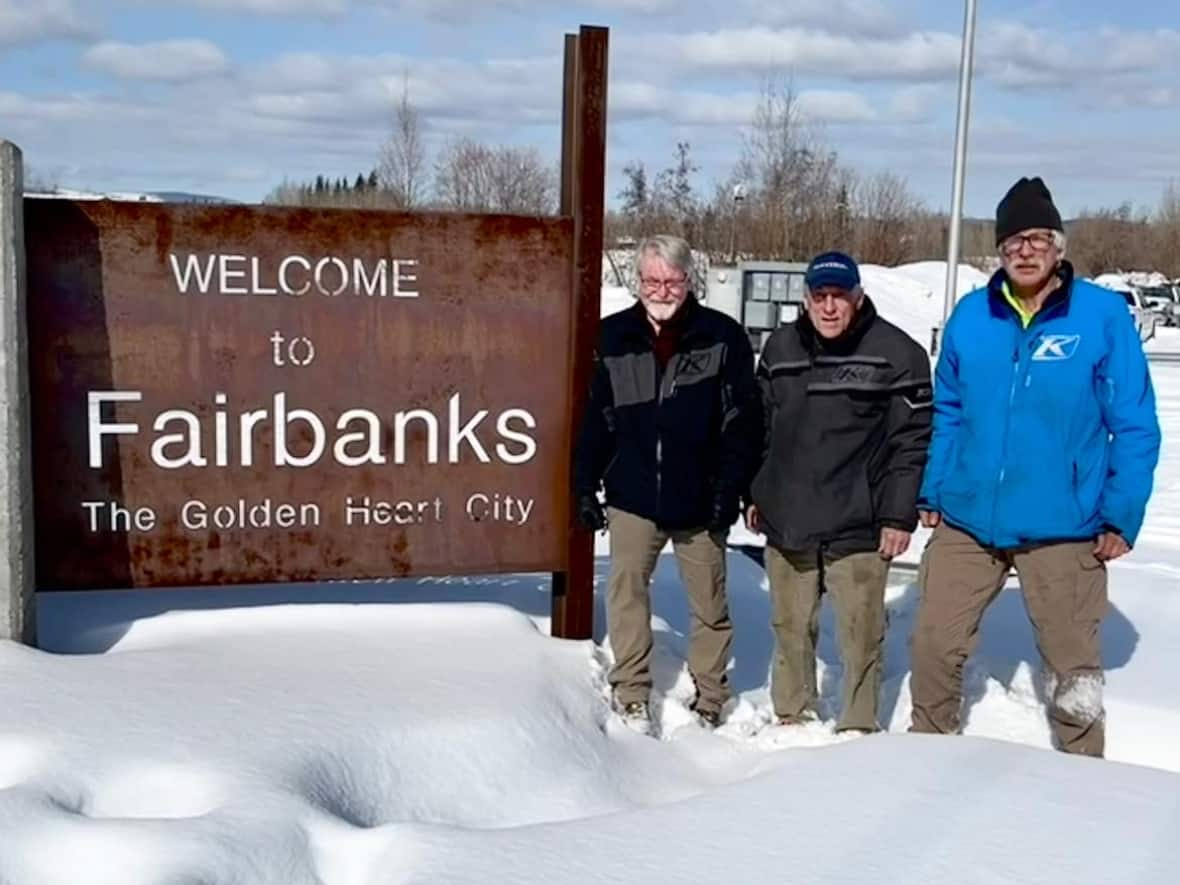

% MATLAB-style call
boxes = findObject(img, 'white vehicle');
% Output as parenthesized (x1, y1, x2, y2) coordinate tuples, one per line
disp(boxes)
(1139, 284, 1180, 327)
(1092, 274, 1159, 342)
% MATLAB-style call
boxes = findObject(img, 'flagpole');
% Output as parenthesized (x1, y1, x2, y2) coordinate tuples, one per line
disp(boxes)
(940, 0, 979, 345)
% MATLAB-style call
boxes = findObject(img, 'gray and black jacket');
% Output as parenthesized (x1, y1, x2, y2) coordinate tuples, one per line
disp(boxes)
(750, 297, 932, 555)
(574, 297, 760, 530)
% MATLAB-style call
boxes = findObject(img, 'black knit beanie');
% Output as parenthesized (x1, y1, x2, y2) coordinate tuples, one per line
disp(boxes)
(995, 177, 1063, 245)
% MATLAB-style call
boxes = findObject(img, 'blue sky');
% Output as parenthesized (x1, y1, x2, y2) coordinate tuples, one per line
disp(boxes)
(1, 0, 1177, 217)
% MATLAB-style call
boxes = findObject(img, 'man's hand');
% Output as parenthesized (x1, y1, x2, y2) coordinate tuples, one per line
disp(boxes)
(878, 527, 912, 560)
(576, 494, 607, 532)
(1094, 531, 1130, 562)
(745, 504, 761, 534)
(919, 510, 941, 529)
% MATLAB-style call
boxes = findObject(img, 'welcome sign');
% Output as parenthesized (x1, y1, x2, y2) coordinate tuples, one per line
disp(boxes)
(25, 201, 576, 589)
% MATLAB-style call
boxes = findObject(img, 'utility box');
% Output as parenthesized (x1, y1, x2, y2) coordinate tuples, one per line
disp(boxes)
(737, 261, 809, 352)
(702, 265, 742, 322)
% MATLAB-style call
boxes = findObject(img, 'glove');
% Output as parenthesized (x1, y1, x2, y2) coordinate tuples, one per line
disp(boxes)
(576, 494, 607, 531)
(706, 494, 738, 534)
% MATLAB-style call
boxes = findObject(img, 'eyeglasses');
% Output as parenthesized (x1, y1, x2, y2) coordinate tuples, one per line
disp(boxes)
(640, 276, 688, 294)
(999, 231, 1056, 257)
(807, 287, 858, 303)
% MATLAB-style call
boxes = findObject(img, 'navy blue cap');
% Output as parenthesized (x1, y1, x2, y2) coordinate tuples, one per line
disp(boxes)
(805, 251, 860, 292)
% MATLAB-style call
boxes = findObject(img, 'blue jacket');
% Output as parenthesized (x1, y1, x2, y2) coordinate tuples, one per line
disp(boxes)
(919, 264, 1161, 548)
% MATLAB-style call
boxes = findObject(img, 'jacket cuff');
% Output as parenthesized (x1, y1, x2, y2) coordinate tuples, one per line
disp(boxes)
(1102, 521, 1127, 540)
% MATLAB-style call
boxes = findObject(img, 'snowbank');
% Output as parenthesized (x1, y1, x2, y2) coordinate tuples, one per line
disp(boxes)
(6, 544, 1180, 883)
(3, 266, 1179, 883)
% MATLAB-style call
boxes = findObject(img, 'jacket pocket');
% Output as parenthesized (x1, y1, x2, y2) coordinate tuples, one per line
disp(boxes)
(1073, 547, 1108, 623)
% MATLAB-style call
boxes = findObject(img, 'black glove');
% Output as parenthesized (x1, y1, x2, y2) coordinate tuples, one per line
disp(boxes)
(706, 494, 738, 534)
(576, 494, 607, 531)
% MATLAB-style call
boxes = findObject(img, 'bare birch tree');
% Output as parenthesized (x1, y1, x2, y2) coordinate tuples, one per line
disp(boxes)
(377, 72, 426, 209)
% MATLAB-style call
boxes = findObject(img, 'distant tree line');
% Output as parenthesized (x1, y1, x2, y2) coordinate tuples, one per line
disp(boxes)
(265, 74, 1180, 277)
(1061, 187, 1180, 278)
(603, 78, 940, 267)
(265, 79, 557, 215)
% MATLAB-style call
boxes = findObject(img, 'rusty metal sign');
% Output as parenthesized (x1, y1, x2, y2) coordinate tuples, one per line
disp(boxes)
(25, 199, 575, 590)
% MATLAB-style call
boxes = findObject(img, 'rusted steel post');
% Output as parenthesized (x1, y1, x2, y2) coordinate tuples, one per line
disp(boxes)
(0, 140, 36, 644)
(559, 32, 578, 219)
(552, 26, 608, 641)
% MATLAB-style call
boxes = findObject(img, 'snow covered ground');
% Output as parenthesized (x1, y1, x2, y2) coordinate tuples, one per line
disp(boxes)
(4, 263, 1180, 883)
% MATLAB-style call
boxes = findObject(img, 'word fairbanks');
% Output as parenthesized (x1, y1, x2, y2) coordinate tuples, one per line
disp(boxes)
(87, 391, 537, 469)
(169, 252, 419, 298)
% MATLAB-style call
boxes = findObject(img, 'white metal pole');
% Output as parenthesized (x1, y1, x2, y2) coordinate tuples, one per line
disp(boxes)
(942, 0, 979, 331)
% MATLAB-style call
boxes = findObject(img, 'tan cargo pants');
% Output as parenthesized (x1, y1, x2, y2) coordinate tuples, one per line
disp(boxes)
(909, 522, 1108, 757)
(606, 507, 732, 715)
(765, 546, 889, 732)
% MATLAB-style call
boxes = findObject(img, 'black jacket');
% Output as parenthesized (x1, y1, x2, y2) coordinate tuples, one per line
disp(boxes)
(750, 297, 932, 554)
(574, 297, 760, 530)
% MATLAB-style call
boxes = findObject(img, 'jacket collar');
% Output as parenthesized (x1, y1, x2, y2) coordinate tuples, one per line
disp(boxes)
(796, 294, 878, 356)
(987, 260, 1076, 326)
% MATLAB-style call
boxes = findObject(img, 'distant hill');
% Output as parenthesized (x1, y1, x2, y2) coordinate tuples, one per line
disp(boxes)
(148, 191, 238, 205)
(25, 188, 238, 205)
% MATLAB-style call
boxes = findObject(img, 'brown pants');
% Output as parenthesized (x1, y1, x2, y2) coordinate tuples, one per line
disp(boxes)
(910, 522, 1108, 757)
(606, 507, 732, 715)
(765, 546, 889, 732)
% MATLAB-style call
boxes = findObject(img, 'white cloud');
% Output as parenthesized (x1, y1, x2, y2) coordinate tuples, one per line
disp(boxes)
(151, 0, 680, 21)
(795, 89, 877, 123)
(83, 40, 231, 82)
(620, 26, 962, 82)
(744, 0, 911, 38)
(244, 51, 559, 124)
(0, 0, 91, 48)
(139, 0, 347, 15)
(887, 84, 944, 122)
(609, 84, 876, 126)
(979, 22, 1180, 90)
(0, 90, 160, 126)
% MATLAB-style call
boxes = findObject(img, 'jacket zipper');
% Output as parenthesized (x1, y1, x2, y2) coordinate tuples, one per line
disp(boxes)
(656, 355, 682, 512)
(990, 329, 1024, 544)
(986, 286, 1071, 544)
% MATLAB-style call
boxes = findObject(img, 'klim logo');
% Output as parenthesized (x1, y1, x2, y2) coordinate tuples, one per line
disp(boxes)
(1032, 334, 1081, 361)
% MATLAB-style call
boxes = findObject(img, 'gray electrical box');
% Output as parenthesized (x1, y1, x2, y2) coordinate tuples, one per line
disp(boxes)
(749, 273, 770, 301)
(770, 274, 789, 303)
(744, 300, 778, 330)
(737, 260, 809, 351)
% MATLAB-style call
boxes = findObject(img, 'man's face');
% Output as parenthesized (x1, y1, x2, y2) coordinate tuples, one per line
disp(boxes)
(806, 285, 863, 339)
(637, 253, 689, 324)
(1000, 228, 1061, 289)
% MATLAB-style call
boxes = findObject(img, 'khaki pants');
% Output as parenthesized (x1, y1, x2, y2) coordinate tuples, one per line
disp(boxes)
(765, 546, 889, 732)
(910, 522, 1108, 757)
(606, 507, 732, 715)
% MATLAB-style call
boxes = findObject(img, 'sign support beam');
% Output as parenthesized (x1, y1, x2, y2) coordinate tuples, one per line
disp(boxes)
(0, 140, 36, 645)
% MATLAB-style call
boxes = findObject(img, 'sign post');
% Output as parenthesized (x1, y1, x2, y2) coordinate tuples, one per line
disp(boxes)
(0, 140, 35, 644)
(552, 25, 608, 641)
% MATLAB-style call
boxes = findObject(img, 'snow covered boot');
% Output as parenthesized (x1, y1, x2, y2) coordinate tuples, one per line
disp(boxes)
(614, 698, 653, 736)
(775, 710, 820, 727)
(695, 708, 722, 730)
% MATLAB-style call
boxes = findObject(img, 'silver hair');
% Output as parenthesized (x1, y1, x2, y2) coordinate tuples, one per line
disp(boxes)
(634, 234, 694, 283)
